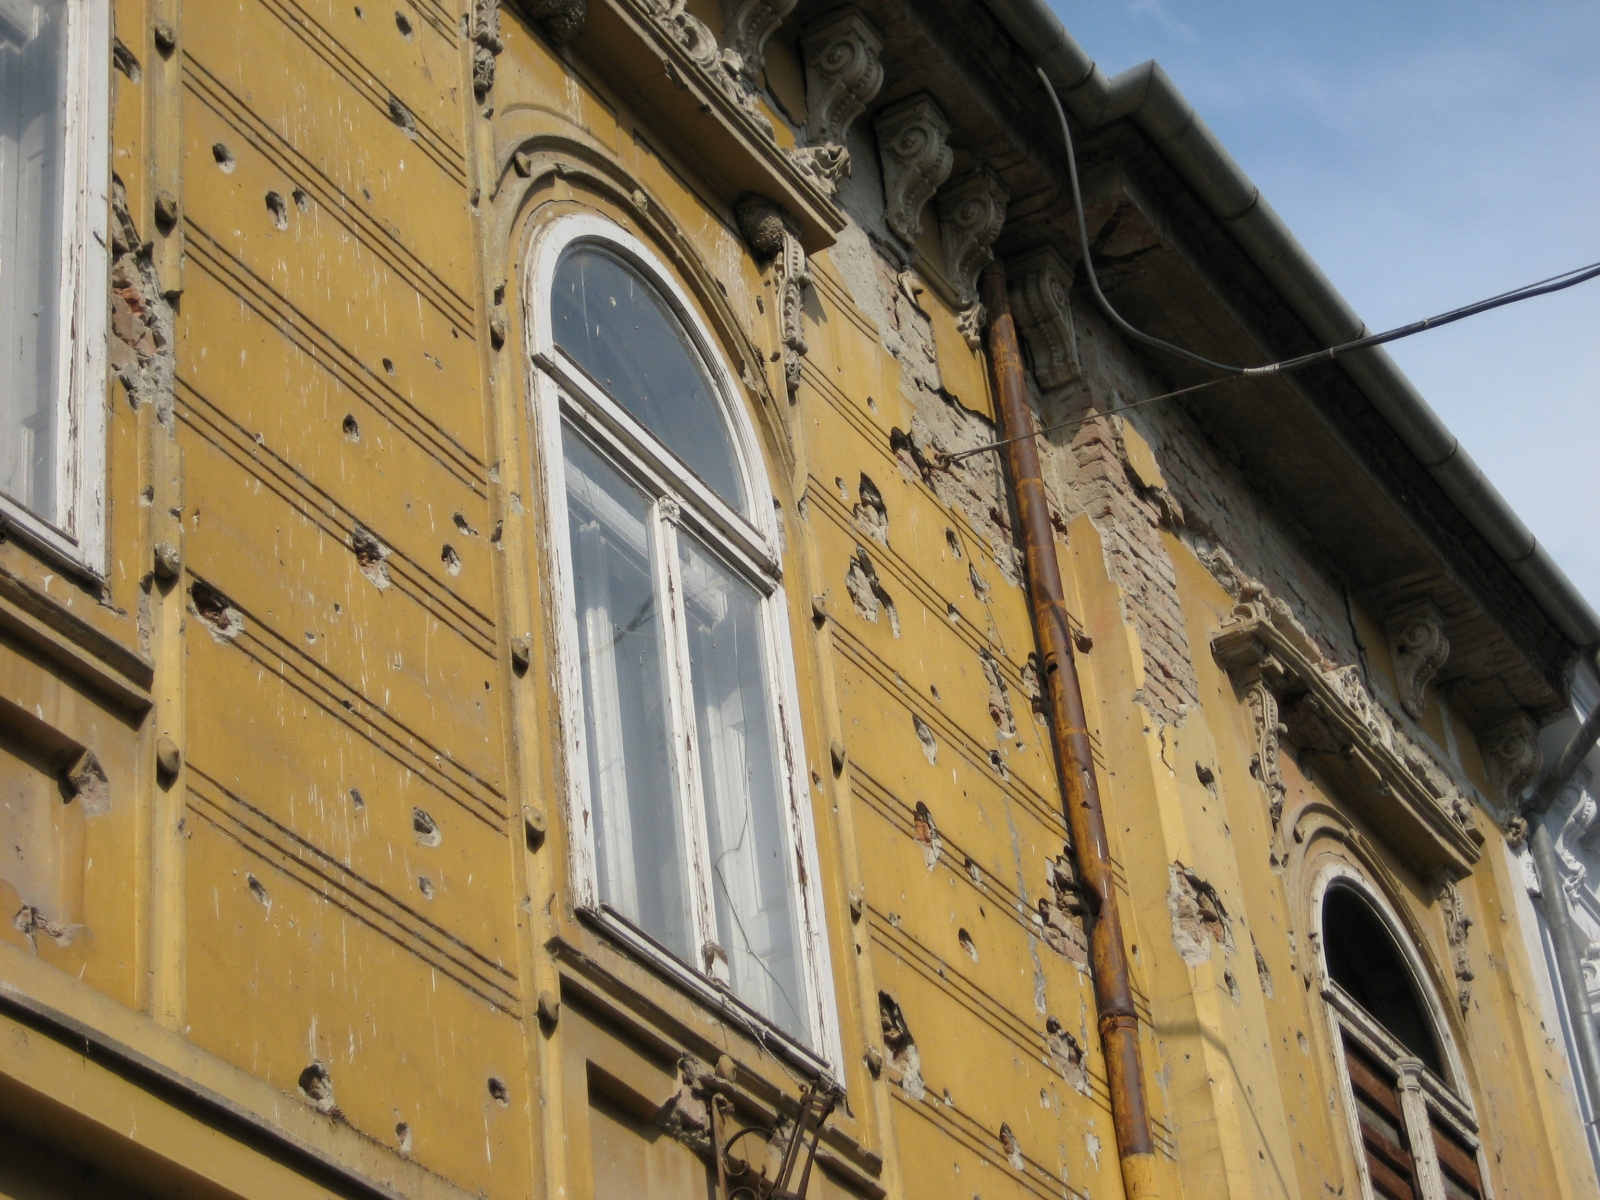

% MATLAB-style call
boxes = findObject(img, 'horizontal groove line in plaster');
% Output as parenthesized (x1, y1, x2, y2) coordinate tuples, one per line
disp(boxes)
(806, 266, 881, 343)
(182, 228, 487, 484)
(175, 382, 497, 653)
(188, 793, 518, 1017)
(808, 479, 1060, 699)
(404, 0, 459, 41)
(850, 764, 1074, 949)
(251, 0, 467, 183)
(185, 578, 507, 825)
(184, 59, 477, 334)
(187, 775, 520, 1009)
(884, 1073, 1094, 1200)
(828, 628, 1066, 826)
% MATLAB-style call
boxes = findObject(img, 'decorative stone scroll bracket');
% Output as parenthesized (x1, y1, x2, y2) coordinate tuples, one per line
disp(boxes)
(787, 7, 883, 197)
(938, 166, 1008, 349)
(1007, 244, 1081, 397)
(722, 0, 798, 81)
(1434, 871, 1474, 1016)
(1385, 600, 1449, 720)
(736, 194, 810, 397)
(517, 0, 590, 47)
(641, 0, 774, 136)
(1212, 583, 1481, 876)
(471, 0, 504, 98)
(873, 93, 952, 251)
(1481, 711, 1542, 817)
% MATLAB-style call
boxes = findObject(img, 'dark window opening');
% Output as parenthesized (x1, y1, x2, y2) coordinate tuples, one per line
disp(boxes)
(1323, 886, 1443, 1075)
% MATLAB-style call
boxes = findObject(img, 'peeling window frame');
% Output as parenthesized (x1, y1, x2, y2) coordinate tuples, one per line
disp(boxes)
(0, 0, 112, 575)
(1311, 864, 1489, 1200)
(523, 212, 842, 1077)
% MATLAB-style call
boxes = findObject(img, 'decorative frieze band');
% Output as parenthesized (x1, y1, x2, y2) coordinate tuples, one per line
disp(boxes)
(874, 94, 953, 249)
(1007, 245, 1081, 395)
(1212, 583, 1480, 874)
(1385, 600, 1449, 720)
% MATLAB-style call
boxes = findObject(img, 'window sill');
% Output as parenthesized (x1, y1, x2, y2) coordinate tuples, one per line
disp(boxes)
(569, 904, 833, 1082)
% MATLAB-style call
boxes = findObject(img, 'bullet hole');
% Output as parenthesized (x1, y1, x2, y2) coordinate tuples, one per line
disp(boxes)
(382, 357, 396, 375)
(1021, 654, 1047, 717)
(912, 802, 941, 868)
(1224, 968, 1240, 1002)
(441, 544, 462, 575)
(1253, 934, 1274, 999)
(834, 475, 847, 500)
(987, 748, 1008, 778)
(154, 21, 176, 56)
(246, 873, 271, 911)
(1196, 762, 1215, 788)
(363, 186, 372, 201)
(190, 580, 244, 641)
(395, 1121, 413, 1152)
(866, 394, 878, 413)
(418, 876, 434, 899)
(524, 808, 545, 852)
(1038, 850, 1090, 971)
(395, 10, 413, 38)
(945, 528, 962, 558)
(212, 142, 236, 172)
(845, 545, 898, 636)
(493, 283, 506, 305)
(829, 739, 846, 775)
(852, 473, 888, 545)
(342, 413, 360, 442)
(487, 1077, 509, 1105)
(1297, 1030, 1309, 1054)
(930, 684, 941, 701)
(490, 520, 503, 544)
(354, 4, 364, 15)
(349, 787, 366, 810)
(1168, 862, 1233, 967)
(1046, 1017, 1089, 1093)
(979, 649, 1017, 738)
(298, 1062, 336, 1113)
(878, 992, 924, 1100)
(968, 563, 989, 602)
(265, 191, 289, 230)
(958, 928, 977, 962)
(387, 94, 417, 137)
(351, 524, 392, 589)
(412, 807, 441, 846)
(510, 635, 532, 677)
(999, 1122, 1024, 1172)
(293, 187, 311, 212)
(912, 715, 936, 764)
(453, 511, 479, 536)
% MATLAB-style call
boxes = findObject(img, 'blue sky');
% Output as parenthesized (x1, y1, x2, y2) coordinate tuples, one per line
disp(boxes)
(1049, 0, 1600, 612)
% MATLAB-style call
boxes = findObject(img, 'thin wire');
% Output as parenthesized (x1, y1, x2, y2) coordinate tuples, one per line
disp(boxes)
(947, 64, 1600, 464)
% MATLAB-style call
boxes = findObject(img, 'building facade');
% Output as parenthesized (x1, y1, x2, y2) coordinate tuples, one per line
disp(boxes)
(0, 1, 1596, 1198)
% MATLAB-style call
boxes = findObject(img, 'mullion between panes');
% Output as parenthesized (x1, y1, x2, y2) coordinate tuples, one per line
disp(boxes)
(652, 498, 723, 984)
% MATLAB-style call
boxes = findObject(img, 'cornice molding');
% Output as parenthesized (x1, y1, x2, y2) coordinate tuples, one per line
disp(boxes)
(1212, 584, 1481, 875)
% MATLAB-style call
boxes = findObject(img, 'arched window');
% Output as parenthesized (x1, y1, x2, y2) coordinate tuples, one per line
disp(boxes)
(527, 215, 832, 1065)
(1320, 881, 1483, 1200)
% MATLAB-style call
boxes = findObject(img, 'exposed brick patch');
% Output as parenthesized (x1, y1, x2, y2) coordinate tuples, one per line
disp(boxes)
(108, 177, 176, 426)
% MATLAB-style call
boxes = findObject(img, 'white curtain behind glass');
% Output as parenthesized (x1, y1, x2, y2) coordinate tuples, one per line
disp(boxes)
(0, 0, 66, 523)
(679, 534, 805, 1038)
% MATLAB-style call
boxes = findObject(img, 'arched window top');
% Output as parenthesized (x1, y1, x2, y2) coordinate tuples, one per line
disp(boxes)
(550, 243, 747, 513)
(1323, 884, 1443, 1074)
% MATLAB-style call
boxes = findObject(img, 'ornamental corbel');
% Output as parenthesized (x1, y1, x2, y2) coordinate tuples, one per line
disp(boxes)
(519, 0, 589, 46)
(722, 0, 798, 81)
(1385, 600, 1449, 720)
(644, 0, 773, 134)
(786, 8, 883, 196)
(873, 94, 952, 250)
(735, 195, 810, 397)
(1481, 711, 1542, 814)
(471, 0, 504, 98)
(1007, 245, 1081, 396)
(938, 166, 1008, 349)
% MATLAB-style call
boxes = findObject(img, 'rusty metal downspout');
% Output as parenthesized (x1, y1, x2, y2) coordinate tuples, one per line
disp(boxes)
(980, 266, 1160, 1200)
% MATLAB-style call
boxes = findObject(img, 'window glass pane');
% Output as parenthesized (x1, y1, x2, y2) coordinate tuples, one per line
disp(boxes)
(679, 534, 806, 1040)
(0, 0, 67, 523)
(551, 245, 746, 514)
(563, 427, 694, 960)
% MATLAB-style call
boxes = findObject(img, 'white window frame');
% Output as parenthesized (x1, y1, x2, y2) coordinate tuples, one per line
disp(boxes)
(523, 212, 841, 1077)
(0, 0, 110, 574)
(1312, 864, 1494, 1200)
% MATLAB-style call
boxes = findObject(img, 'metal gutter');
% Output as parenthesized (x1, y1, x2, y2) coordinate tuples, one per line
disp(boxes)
(980, 0, 1600, 651)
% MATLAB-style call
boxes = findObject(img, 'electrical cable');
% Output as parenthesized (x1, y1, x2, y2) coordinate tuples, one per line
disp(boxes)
(945, 66, 1600, 463)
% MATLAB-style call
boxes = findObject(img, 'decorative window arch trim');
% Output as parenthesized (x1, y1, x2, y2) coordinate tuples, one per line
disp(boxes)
(1309, 860, 1492, 1200)
(521, 210, 842, 1078)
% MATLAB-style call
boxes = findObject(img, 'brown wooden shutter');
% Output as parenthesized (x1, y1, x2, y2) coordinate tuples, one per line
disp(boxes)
(1431, 1116, 1484, 1200)
(1344, 1039, 1420, 1200)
